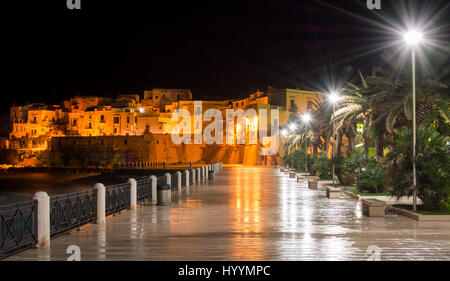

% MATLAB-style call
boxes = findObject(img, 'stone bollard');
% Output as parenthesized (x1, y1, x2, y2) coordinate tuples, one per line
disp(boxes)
(150, 175, 157, 205)
(128, 178, 137, 210)
(157, 184, 171, 206)
(197, 168, 201, 182)
(192, 169, 196, 184)
(33, 192, 50, 248)
(176, 171, 182, 191)
(205, 166, 209, 179)
(208, 169, 215, 179)
(184, 170, 190, 187)
(165, 173, 171, 187)
(94, 183, 106, 224)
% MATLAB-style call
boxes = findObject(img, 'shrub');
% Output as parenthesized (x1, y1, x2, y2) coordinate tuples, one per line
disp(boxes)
(358, 164, 387, 193)
(313, 152, 333, 180)
(290, 150, 315, 173)
(385, 125, 450, 210)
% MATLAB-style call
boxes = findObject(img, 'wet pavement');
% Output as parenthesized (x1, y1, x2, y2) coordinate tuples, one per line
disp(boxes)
(5, 166, 450, 261)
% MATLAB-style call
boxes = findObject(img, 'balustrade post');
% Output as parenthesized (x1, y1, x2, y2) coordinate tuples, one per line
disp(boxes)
(192, 169, 196, 184)
(197, 168, 201, 182)
(150, 175, 157, 205)
(205, 166, 208, 179)
(128, 178, 137, 210)
(94, 183, 106, 224)
(32, 192, 50, 248)
(184, 170, 190, 187)
(176, 171, 182, 191)
(165, 173, 171, 187)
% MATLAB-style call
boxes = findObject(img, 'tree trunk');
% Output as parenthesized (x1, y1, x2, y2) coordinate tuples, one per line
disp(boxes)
(363, 122, 369, 156)
(375, 134, 384, 158)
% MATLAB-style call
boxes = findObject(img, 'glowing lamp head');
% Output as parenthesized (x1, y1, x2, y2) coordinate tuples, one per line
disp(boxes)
(302, 113, 312, 123)
(139, 107, 145, 113)
(281, 130, 288, 137)
(329, 92, 340, 104)
(403, 31, 423, 45)
(289, 123, 297, 131)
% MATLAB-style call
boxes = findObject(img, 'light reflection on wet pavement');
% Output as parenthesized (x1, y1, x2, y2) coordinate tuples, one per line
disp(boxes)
(6, 167, 450, 261)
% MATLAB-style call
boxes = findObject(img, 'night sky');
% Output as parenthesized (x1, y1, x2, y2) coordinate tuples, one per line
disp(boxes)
(2, 0, 449, 114)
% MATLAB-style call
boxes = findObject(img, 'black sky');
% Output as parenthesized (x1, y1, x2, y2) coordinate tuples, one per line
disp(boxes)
(2, 0, 449, 113)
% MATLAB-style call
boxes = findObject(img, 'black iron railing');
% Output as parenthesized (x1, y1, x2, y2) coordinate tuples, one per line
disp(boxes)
(105, 183, 131, 216)
(0, 200, 38, 259)
(136, 179, 152, 203)
(181, 172, 186, 187)
(50, 190, 97, 238)
(157, 175, 166, 187)
(170, 173, 177, 189)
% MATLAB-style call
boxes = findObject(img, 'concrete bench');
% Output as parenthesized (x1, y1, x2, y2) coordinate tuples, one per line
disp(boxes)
(308, 180, 318, 190)
(361, 199, 386, 217)
(289, 172, 296, 178)
(325, 185, 341, 199)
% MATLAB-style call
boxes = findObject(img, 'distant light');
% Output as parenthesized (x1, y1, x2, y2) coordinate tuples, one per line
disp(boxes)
(289, 123, 297, 131)
(139, 107, 145, 113)
(236, 124, 241, 131)
(281, 130, 288, 137)
(403, 30, 423, 45)
(329, 92, 340, 104)
(302, 113, 312, 123)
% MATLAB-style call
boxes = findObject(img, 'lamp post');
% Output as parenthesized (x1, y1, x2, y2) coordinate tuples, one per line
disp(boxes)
(329, 92, 340, 186)
(302, 113, 312, 174)
(289, 123, 297, 169)
(403, 30, 422, 212)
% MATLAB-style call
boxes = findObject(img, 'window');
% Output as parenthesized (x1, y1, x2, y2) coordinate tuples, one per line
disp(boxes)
(88, 123, 92, 129)
(114, 128, 117, 134)
(307, 100, 314, 109)
(145, 125, 149, 132)
(135, 116, 137, 124)
(114, 117, 120, 124)
(73, 119, 77, 126)
(33, 116, 36, 123)
(124, 140, 127, 145)
(100, 115, 105, 122)
(127, 116, 130, 124)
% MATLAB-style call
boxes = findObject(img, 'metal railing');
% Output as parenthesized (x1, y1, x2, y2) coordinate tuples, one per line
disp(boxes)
(136, 179, 152, 203)
(156, 175, 166, 187)
(0, 200, 38, 259)
(105, 183, 131, 216)
(181, 172, 186, 187)
(50, 190, 97, 238)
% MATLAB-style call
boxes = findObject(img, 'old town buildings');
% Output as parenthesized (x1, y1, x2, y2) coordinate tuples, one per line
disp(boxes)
(6, 88, 320, 166)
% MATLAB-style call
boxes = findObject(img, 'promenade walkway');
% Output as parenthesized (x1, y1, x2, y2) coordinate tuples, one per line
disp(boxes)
(5, 166, 450, 261)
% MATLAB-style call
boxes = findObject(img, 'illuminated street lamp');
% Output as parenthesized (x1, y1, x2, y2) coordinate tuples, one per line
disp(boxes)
(328, 92, 340, 186)
(403, 29, 423, 212)
(289, 123, 297, 132)
(302, 113, 312, 173)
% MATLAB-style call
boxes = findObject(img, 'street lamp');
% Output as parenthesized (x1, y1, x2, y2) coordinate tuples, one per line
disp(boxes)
(302, 113, 312, 174)
(329, 92, 340, 186)
(289, 123, 297, 132)
(403, 29, 423, 212)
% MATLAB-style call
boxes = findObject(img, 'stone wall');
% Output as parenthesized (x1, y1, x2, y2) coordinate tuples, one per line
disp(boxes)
(49, 134, 278, 167)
